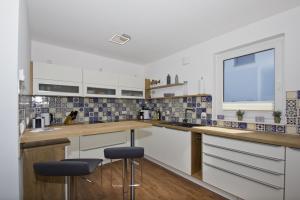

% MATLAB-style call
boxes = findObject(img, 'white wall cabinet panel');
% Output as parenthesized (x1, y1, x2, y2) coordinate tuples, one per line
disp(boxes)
(33, 62, 82, 82)
(118, 74, 144, 89)
(285, 147, 300, 200)
(83, 69, 118, 86)
(136, 127, 191, 175)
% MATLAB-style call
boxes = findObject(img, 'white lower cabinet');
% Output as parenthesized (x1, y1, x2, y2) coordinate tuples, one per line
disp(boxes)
(202, 134, 285, 200)
(136, 126, 191, 175)
(66, 131, 129, 163)
(285, 147, 300, 200)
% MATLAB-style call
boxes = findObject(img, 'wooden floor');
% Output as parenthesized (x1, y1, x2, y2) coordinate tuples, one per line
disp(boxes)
(75, 159, 227, 200)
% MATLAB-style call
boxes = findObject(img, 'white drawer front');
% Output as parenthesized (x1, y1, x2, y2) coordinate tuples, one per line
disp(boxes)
(203, 164, 284, 200)
(203, 154, 284, 188)
(203, 134, 285, 160)
(203, 143, 285, 174)
(80, 131, 128, 150)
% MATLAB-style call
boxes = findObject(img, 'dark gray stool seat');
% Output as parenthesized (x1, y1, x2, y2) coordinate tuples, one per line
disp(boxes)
(104, 147, 144, 159)
(34, 158, 102, 176)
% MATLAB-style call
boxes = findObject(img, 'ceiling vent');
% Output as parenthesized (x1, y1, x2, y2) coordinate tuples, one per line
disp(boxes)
(109, 34, 131, 45)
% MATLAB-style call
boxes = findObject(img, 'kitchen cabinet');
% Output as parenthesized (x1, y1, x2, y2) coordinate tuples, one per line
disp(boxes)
(118, 74, 144, 99)
(136, 126, 191, 175)
(66, 131, 129, 163)
(83, 69, 118, 98)
(202, 134, 285, 200)
(285, 147, 300, 200)
(33, 62, 83, 96)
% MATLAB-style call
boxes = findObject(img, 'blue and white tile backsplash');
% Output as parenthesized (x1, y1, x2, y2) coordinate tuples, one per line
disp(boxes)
(19, 90, 300, 135)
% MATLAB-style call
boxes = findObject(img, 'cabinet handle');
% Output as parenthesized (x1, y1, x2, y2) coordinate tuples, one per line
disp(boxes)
(203, 153, 284, 176)
(203, 142, 284, 161)
(204, 163, 283, 190)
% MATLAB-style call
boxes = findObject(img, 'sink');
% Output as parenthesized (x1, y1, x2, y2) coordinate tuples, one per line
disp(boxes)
(30, 127, 62, 133)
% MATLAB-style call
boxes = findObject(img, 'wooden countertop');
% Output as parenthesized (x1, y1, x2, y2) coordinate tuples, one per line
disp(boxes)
(191, 126, 300, 148)
(20, 121, 151, 144)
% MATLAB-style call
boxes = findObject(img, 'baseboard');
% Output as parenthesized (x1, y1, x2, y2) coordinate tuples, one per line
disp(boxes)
(144, 155, 240, 200)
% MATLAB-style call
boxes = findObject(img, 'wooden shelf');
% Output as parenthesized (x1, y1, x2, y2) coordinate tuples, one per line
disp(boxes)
(148, 83, 185, 90)
(147, 94, 210, 100)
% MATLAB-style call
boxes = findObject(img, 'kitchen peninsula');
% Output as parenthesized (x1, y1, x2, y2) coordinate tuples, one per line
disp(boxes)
(20, 121, 151, 200)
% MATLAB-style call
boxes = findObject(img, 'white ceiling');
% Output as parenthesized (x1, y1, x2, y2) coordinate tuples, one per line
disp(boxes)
(28, 0, 300, 64)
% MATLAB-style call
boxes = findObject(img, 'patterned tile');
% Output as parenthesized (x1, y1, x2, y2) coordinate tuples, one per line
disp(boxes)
(287, 117, 296, 126)
(256, 124, 265, 132)
(286, 100, 297, 117)
(287, 91, 297, 99)
(265, 125, 276, 132)
(224, 121, 232, 128)
(298, 91, 300, 99)
(276, 125, 285, 133)
(231, 122, 239, 128)
(238, 122, 247, 129)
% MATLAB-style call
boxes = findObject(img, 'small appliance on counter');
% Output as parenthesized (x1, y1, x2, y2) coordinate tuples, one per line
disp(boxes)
(32, 117, 45, 129)
(41, 113, 53, 126)
(142, 109, 150, 120)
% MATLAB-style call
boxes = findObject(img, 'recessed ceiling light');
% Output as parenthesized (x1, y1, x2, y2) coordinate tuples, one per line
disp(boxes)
(109, 33, 131, 45)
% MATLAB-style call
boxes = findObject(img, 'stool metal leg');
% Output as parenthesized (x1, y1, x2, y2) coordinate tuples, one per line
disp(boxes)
(130, 129, 135, 200)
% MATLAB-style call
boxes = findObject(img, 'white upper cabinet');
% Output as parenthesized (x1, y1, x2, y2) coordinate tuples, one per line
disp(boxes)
(118, 74, 144, 89)
(118, 74, 144, 99)
(83, 69, 118, 97)
(33, 62, 83, 96)
(83, 69, 118, 86)
(32, 62, 145, 98)
(33, 62, 82, 82)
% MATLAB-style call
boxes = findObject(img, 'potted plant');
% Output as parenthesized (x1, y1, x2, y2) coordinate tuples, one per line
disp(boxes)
(273, 111, 282, 124)
(236, 110, 245, 121)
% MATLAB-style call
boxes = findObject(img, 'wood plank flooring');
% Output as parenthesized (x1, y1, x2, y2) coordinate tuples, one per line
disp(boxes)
(75, 159, 227, 200)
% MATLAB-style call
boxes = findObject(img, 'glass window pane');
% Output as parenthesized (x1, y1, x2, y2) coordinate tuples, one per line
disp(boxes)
(121, 90, 143, 97)
(39, 84, 79, 93)
(87, 87, 116, 95)
(223, 49, 275, 102)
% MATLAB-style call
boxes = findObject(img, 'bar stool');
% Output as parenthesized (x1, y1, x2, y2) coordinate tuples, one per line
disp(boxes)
(104, 147, 144, 196)
(33, 158, 103, 200)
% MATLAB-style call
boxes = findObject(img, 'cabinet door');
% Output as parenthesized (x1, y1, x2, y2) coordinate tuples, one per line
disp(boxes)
(83, 83, 118, 98)
(33, 62, 82, 82)
(136, 126, 191, 175)
(285, 147, 300, 200)
(33, 79, 83, 96)
(83, 69, 118, 87)
(119, 87, 144, 99)
(118, 74, 144, 89)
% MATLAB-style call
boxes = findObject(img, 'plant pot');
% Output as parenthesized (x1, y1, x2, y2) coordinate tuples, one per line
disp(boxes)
(237, 116, 243, 121)
(274, 116, 281, 124)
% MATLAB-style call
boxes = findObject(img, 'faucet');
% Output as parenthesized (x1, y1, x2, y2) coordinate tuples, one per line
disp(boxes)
(183, 108, 194, 123)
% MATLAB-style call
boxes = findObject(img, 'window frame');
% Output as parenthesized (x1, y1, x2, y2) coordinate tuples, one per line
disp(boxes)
(214, 36, 284, 114)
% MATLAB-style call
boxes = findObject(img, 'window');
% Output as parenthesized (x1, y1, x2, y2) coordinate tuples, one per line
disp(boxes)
(214, 36, 284, 113)
(223, 49, 275, 103)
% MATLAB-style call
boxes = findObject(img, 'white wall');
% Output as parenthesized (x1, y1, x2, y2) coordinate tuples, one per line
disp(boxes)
(18, 0, 31, 95)
(146, 6, 300, 120)
(31, 40, 145, 77)
(0, 0, 20, 199)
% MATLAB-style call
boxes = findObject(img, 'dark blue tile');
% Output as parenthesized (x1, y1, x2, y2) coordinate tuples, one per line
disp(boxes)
(212, 120, 218, 126)
(73, 97, 79, 103)
(98, 107, 103, 112)
(162, 116, 166, 120)
(192, 97, 196, 103)
(196, 103, 201, 107)
(89, 112, 94, 117)
(107, 111, 112, 116)
(183, 97, 187, 103)
(187, 97, 192, 103)
(79, 107, 84, 112)
(238, 122, 247, 129)
(201, 119, 207, 125)
(207, 120, 212, 126)
(196, 113, 201, 119)
(201, 108, 206, 112)
(206, 96, 212, 102)
(94, 112, 98, 117)
(67, 97, 73, 103)
(187, 103, 192, 107)
(103, 103, 107, 108)
(88, 108, 93, 112)
(115, 116, 119, 121)
(298, 91, 300, 99)
(192, 103, 196, 107)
